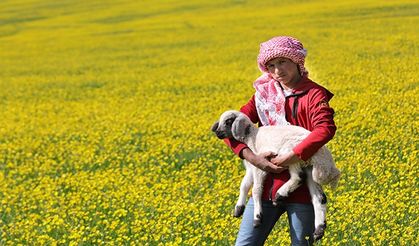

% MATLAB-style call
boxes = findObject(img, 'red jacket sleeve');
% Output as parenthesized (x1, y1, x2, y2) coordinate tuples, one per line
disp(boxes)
(223, 95, 260, 158)
(293, 89, 337, 161)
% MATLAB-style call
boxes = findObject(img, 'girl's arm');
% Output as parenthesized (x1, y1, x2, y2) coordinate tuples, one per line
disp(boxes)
(292, 89, 337, 161)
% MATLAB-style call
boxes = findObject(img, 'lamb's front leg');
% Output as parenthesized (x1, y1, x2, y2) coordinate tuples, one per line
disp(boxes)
(251, 168, 267, 227)
(273, 164, 304, 206)
(306, 167, 327, 241)
(234, 161, 253, 217)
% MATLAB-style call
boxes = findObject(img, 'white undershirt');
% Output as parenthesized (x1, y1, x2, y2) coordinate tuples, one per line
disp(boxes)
(283, 88, 293, 97)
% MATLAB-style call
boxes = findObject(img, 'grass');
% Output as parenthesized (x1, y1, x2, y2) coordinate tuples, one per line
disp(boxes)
(0, 0, 418, 244)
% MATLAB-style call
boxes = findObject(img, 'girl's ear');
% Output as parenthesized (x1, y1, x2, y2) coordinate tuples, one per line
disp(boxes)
(231, 115, 249, 142)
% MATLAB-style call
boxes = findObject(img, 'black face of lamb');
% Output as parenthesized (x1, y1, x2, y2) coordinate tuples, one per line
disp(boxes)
(225, 117, 236, 128)
(211, 121, 225, 139)
(211, 116, 237, 139)
(218, 116, 236, 138)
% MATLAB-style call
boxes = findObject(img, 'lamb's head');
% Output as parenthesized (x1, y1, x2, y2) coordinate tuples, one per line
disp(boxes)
(211, 110, 253, 142)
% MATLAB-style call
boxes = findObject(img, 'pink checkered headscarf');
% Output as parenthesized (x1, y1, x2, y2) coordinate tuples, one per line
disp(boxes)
(257, 36, 308, 76)
(253, 36, 308, 126)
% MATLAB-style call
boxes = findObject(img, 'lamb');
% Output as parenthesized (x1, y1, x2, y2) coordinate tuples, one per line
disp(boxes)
(211, 110, 340, 241)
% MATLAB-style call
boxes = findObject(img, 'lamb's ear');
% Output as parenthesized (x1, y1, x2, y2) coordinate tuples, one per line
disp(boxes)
(211, 121, 219, 132)
(231, 115, 250, 142)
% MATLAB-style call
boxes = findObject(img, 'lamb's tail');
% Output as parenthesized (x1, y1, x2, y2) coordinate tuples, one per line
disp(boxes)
(311, 147, 341, 189)
(312, 166, 341, 189)
(328, 170, 341, 190)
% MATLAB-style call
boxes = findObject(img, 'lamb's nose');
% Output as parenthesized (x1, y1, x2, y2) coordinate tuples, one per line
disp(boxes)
(211, 121, 219, 132)
(215, 131, 225, 139)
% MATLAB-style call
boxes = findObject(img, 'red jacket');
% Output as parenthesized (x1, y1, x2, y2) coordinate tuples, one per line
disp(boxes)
(224, 77, 336, 203)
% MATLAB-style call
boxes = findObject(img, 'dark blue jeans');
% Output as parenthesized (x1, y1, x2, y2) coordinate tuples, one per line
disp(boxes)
(235, 198, 314, 246)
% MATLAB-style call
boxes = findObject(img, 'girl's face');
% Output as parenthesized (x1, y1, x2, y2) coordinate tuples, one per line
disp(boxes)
(266, 57, 301, 86)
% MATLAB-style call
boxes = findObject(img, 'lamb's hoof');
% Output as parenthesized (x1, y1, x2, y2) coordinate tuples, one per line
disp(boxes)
(313, 223, 327, 241)
(273, 194, 286, 206)
(233, 205, 245, 217)
(253, 214, 262, 227)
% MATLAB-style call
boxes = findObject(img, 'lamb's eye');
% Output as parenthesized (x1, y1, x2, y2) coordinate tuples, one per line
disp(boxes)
(226, 119, 234, 125)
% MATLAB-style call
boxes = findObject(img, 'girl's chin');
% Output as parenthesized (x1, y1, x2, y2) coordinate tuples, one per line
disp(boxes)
(274, 77, 289, 83)
(274, 75, 287, 80)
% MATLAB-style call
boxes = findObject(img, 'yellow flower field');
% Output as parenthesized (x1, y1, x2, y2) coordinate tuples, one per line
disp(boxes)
(0, 0, 418, 245)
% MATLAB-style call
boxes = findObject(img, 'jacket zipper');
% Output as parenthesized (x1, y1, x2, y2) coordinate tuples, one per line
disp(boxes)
(286, 92, 304, 126)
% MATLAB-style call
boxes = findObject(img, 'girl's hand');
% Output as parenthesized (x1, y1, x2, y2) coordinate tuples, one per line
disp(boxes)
(270, 151, 301, 167)
(241, 148, 287, 174)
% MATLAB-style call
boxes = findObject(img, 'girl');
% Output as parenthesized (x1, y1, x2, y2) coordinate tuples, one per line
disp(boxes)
(224, 36, 336, 246)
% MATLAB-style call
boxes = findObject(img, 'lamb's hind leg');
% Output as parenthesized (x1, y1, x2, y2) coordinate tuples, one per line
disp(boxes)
(252, 168, 267, 227)
(273, 165, 305, 206)
(234, 164, 253, 217)
(306, 167, 327, 241)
